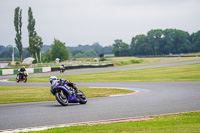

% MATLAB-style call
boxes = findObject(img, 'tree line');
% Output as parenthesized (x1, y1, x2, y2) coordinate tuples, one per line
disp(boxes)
(0, 39, 70, 62)
(42, 42, 113, 62)
(0, 45, 30, 61)
(68, 43, 113, 58)
(0, 42, 113, 62)
(113, 29, 200, 56)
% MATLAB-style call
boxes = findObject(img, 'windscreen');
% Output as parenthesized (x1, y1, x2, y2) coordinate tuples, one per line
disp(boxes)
(51, 80, 58, 90)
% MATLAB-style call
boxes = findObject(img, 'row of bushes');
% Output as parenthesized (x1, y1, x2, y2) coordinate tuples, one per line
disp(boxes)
(116, 59, 144, 66)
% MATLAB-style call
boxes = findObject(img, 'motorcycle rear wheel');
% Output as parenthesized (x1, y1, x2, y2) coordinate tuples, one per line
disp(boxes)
(55, 91, 68, 106)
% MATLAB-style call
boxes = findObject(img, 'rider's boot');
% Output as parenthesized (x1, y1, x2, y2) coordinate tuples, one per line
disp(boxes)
(73, 86, 82, 95)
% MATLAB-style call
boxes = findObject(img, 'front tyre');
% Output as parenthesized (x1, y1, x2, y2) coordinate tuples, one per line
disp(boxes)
(16, 75, 19, 83)
(55, 91, 68, 106)
(77, 90, 87, 104)
(23, 76, 27, 83)
(16, 78, 19, 83)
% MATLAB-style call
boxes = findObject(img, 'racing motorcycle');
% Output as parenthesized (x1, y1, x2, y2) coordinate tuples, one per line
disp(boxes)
(60, 65, 65, 73)
(50, 78, 87, 106)
(16, 71, 28, 83)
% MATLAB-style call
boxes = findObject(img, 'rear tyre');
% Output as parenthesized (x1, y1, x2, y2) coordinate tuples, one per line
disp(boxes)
(77, 90, 87, 104)
(55, 91, 68, 106)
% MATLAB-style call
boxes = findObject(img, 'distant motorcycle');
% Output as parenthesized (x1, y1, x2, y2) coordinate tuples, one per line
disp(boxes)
(60, 65, 65, 73)
(50, 78, 87, 106)
(16, 71, 28, 83)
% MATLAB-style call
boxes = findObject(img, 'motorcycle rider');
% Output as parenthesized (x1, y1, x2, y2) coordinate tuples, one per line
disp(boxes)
(16, 66, 27, 82)
(17, 66, 26, 76)
(49, 76, 78, 93)
(60, 64, 65, 73)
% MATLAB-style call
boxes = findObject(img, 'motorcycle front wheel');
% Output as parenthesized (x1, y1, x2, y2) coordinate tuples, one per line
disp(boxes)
(16, 78, 19, 83)
(77, 90, 87, 104)
(16, 75, 20, 83)
(23, 76, 27, 83)
(55, 91, 68, 106)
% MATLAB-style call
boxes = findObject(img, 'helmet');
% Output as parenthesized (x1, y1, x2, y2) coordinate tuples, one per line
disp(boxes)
(22, 66, 25, 69)
(49, 76, 57, 84)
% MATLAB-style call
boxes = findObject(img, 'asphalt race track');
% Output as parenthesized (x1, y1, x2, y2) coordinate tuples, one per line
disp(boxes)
(0, 60, 200, 131)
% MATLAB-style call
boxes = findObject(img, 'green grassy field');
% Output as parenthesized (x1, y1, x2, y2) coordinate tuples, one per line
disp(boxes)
(13, 63, 200, 82)
(23, 111, 200, 133)
(108, 56, 200, 66)
(0, 86, 132, 104)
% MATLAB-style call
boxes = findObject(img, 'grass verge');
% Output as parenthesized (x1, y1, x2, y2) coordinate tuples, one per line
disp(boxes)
(0, 86, 132, 104)
(13, 63, 200, 82)
(22, 111, 200, 133)
(108, 57, 200, 64)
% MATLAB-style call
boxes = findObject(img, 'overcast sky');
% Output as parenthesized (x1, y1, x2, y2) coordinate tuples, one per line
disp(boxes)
(0, 0, 200, 47)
